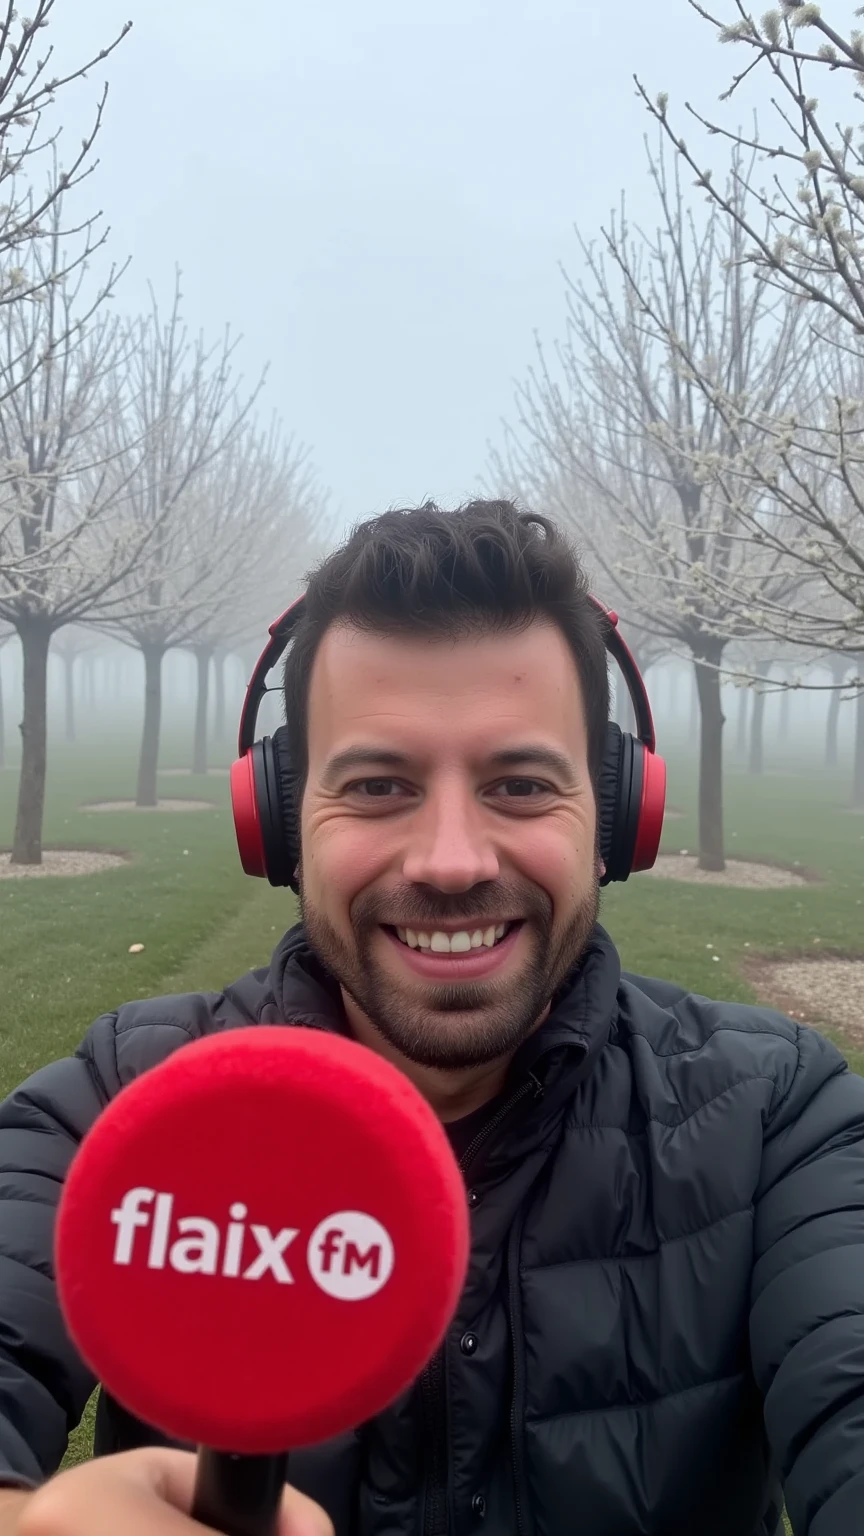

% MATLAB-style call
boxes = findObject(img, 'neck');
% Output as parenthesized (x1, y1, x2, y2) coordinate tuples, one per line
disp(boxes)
(339, 991, 550, 1122)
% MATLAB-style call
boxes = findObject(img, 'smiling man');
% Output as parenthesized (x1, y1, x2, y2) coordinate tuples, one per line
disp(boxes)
(0, 501, 862, 1536)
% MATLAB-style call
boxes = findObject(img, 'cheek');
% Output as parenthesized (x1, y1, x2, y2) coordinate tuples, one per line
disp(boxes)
(301, 811, 392, 903)
(510, 818, 594, 896)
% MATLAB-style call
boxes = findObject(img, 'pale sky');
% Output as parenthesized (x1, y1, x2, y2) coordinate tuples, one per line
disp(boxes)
(50, 0, 732, 534)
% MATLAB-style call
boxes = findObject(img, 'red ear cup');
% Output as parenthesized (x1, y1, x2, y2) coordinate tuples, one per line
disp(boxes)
(631, 745, 667, 875)
(230, 752, 267, 879)
(230, 733, 301, 889)
(598, 727, 666, 885)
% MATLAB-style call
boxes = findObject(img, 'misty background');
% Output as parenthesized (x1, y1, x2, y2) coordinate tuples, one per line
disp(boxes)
(42, 0, 733, 525)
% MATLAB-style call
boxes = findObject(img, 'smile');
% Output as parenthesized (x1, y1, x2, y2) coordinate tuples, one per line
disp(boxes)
(380, 920, 525, 980)
(393, 923, 513, 954)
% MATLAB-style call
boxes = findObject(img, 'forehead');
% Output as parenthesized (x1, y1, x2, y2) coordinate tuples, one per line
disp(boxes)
(305, 621, 588, 762)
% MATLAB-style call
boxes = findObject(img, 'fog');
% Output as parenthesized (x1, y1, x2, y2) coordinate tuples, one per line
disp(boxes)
(0, 639, 857, 777)
(41, 0, 734, 530)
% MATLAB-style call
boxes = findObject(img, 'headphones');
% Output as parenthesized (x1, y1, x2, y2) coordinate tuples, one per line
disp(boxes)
(230, 595, 667, 893)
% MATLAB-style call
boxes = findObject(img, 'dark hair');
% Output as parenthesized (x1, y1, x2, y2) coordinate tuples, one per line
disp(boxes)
(283, 499, 610, 793)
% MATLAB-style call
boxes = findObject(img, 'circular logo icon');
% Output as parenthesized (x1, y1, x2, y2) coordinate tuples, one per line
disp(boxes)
(306, 1211, 394, 1300)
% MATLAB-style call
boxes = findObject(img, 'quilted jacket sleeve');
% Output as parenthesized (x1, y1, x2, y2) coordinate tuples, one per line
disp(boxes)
(750, 1023, 864, 1535)
(0, 1019, 119, 1486)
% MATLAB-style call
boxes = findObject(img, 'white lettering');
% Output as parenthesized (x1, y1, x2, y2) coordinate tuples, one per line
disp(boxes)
(222, 1202, 247, 1278)
(242, 1225, 298, 1284)
(307, 1212, 394, 1300)
(107, 1191, 392, 1297)
(169, 1217, 221, 1275)
(147, 1192, 173, 1269)
(111, 1187, 154, 1265)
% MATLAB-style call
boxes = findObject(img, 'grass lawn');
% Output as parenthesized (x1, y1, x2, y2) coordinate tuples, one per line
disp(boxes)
(1, 735, 861, 1528)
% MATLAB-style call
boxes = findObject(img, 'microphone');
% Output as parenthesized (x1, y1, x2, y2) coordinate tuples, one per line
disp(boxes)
(54, 1027, 471, 1536)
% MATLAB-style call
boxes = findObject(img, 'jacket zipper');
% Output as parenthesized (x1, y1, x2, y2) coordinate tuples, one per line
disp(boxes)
(420, 1073, 543, 1536)
(507, 1212, 530, 1536)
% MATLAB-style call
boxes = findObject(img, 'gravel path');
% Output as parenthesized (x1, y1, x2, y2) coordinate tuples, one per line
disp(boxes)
(640, 855, 808, 889)
(0, 850, 129, 879)
(753, 959, 864, 1045)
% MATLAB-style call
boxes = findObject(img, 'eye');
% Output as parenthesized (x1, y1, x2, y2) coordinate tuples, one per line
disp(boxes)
(491, 778, 553, 800)
(346, 778, 407, 800)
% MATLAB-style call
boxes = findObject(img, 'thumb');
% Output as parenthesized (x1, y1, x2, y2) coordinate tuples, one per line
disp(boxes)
(278, 1482, 334, 1536)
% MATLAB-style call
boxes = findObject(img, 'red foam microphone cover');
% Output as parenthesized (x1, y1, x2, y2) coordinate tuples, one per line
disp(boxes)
(55, 1027, 470, 1453)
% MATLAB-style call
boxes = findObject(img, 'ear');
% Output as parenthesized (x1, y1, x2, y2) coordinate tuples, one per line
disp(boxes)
(596, 855, 606, 881)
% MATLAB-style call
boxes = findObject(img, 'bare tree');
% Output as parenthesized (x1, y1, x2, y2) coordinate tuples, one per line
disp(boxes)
(823, 649, 856, 767)
(0, 207, 163, 864)
(0, 621, 12, 766)
(178, 420, 328, 776)
(49, 623, 100, 743)
(494, 142, 802, 869)
(91, 280, 270, 804)
(0, 2, 129, 314)
(636, 0, 864, 657)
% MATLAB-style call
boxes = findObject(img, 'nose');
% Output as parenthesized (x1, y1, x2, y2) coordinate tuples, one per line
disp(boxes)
(400, 778, 500, 892)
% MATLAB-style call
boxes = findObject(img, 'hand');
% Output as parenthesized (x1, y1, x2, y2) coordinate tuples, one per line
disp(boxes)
(2, 1449, 333, 1535)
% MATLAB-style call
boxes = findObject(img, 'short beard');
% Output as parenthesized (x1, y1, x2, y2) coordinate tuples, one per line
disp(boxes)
(299, 875, 600, 1071)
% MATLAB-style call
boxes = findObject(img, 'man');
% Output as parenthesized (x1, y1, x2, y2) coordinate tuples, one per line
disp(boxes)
(0, 500, 861, 1536)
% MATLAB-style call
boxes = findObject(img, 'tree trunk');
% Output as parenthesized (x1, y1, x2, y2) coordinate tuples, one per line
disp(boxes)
(689, 668, 698, 735)
(192, 646, 212, 775)
(136, 645, 165, 807)
(749, 690, 766, 775)
(213, 650, 226, 744)
(693, 650, 726, 872)
(825, 689, 841, 769)
(853, 687, 864, 809)
(778, 681, 790, 743)
(11, 619, 53, 864)
(735, 687, 749, 753)
(64, 652, 76, 743)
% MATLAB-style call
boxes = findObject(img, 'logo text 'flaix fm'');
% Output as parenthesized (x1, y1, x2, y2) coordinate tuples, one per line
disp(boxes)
(110, 1188, 394, 1300)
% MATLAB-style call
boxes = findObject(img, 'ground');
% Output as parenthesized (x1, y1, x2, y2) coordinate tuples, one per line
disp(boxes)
(1, 733, 861, 1527)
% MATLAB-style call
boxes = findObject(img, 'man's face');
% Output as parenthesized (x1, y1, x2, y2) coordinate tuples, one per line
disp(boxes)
(299, 620, 601, 1070)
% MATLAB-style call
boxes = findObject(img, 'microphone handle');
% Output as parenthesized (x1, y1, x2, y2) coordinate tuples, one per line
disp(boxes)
(192, 1447, 290, 1536)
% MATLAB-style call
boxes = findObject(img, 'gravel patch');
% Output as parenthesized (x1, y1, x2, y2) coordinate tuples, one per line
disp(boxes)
(753, 959, 864, 1046)
(82, 799, 216, 813)
(0, 849, 129, 879)
(640, 854, 808, 889)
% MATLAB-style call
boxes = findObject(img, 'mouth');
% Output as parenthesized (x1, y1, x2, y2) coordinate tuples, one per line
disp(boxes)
(389, 922, 516, 954)
(380, 920, 525, 980)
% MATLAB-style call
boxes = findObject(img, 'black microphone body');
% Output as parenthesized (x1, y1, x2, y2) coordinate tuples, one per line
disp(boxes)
(192, 1448, 290, 1536)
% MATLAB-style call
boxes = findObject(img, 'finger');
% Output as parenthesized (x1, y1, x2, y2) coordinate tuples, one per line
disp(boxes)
(278, 1483, 335, 1536)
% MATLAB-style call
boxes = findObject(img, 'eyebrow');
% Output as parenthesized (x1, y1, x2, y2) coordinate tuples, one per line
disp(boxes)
(319, 744, 577, 787)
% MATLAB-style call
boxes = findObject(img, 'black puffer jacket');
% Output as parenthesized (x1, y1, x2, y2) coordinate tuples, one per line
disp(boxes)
(0, 923, 862, 1535)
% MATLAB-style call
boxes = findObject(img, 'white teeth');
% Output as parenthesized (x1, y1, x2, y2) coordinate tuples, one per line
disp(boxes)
(393, 924, 512, 953)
